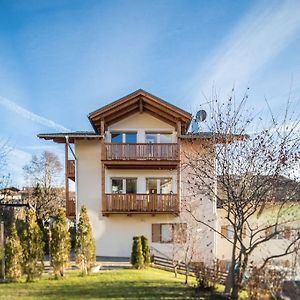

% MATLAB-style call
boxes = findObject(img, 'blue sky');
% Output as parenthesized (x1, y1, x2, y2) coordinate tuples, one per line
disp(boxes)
(0, 0, 300, 186)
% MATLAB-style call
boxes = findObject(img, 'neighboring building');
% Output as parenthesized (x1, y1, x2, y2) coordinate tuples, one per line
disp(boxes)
(38, 89, 219, 262)
(216, 176, 300, 274)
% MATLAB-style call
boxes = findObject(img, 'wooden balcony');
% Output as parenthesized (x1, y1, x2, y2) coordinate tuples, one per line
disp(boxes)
(67, 160, 75, 181)
(66, 197, 75, 218)
(102, 193, 179, 216)
(105, 143, 179, 161)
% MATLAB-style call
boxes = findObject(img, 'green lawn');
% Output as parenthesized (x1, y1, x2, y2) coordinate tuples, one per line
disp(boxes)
(0, 268, 213, 300)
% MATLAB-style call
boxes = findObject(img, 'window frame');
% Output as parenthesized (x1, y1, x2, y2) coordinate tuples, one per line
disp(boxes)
(152, 223, 187, 244)
(145, 132, 173, 143)
(110, 177, 137, 194)
(110, 131, 137, 143)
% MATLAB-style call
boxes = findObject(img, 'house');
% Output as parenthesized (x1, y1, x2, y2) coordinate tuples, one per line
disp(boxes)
(216, 176, 300, 275)
(38, 89, 219, 263)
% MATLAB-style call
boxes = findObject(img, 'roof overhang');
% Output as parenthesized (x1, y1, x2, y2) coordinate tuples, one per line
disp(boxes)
(38, 132, 103, 144)
(180, 133, 249, 144)
(88, 89, 192, 134)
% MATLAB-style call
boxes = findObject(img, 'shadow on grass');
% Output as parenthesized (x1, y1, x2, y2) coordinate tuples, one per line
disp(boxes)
(25, 280, 203, 299)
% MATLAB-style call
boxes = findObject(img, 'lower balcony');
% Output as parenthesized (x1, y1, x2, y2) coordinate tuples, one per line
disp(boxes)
(102, 193, 179, 216)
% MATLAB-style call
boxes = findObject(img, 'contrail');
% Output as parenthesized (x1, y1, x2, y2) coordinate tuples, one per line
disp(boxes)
(0, 96, 70, 132)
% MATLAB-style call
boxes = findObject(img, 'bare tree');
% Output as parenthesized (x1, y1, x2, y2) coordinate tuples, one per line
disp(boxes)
(23, 151, 64, 225)
(183, 91, 300, 299)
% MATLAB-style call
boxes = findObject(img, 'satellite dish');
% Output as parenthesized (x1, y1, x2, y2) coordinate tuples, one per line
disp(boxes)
(195, 109, 207, 122)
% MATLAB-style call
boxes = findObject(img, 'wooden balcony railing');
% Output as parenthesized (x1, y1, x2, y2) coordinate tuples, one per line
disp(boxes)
(66, 197, 75, 217)
(103, 193, 179, 215)
(105, 143, 178, 160)
(67, 160, 75, 180)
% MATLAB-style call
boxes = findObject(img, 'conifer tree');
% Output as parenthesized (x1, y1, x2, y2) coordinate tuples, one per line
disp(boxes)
(75, 206, 95, 275)
(50, 208, 71, 279)
(131, 236, 144, 269)
(22, 208, 44, 282)
(141, 235, 151, 267)
(5, 223, 22, 282)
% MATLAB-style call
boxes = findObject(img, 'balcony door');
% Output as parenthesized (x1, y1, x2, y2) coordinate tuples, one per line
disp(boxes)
(111, 132, 137, 159)
(146, 178, 172, 194)
(145, 133, 173, 159)
(111, 178, 137, 194)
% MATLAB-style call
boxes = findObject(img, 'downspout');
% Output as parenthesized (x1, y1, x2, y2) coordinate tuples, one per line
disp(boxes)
(65, 136, 79, 225)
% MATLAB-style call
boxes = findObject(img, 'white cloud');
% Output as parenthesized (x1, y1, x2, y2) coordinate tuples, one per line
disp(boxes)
(0, 95, 70, 132)
(187, 0, 300, 102)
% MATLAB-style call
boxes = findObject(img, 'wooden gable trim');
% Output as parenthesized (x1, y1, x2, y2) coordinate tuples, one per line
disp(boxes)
(88, 90, 192, 133)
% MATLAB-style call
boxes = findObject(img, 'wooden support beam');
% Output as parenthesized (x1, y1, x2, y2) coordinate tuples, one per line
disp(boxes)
(100, 119, 105, 135)
(65, 142, 69, 217)
(139, 97, 143, 113)
(177, 120, 182, 135)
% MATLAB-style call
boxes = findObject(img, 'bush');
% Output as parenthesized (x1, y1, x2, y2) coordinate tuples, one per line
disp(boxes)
(194, 263, 215, 292)
(21, 209, 44, 282)
(141, 235, 151, 267)
(5, 223, 22, 282)
(50, 208, 71, 279)
(131, 236, 144, 269)
(75, 206, 96, 275)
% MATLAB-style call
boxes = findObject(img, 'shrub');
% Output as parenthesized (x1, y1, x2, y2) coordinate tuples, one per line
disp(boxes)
(141, 235, 151, 267)
(131, 236, 144, 269)
(5, 223, 22, 282)
(75, 206, 96, 275)
(21, 209, 44, 282)
(50, 208, 71, 279)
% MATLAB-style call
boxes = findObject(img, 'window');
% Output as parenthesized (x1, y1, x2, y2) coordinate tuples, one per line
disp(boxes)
(145, 132, 173, 143)
(111, 178, 137, 194)
(221, 225, 234, 240)
(152, 223, 187, 243)
(145, 133, 158, 143)
(160, 178, 172, 194)
(146, 178, 158, 194)
(266, 225, 291, 240)
(111, 179, 123, 193)
(227, 225, 234, 239)
(161, 224, 173, 243)
(126, 178, 137, 194)
(125, 133, 137, 143)
(160, 133, 172, 143)
(111, 132, 137, 143)
(111, 133, 122, 143)
(146, 178, 173, 194)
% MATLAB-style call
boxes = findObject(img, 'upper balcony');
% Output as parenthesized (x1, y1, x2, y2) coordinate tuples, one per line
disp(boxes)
(105, 143, 179, 161)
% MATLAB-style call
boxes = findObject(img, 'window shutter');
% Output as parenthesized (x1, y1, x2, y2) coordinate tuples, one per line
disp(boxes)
(283, 227, 291, 239)
(221, 225, 228, 238)
(152, 224, 161, 242)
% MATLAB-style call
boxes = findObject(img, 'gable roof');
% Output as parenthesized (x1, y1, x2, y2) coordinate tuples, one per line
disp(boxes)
(88, 89, 192, 134)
